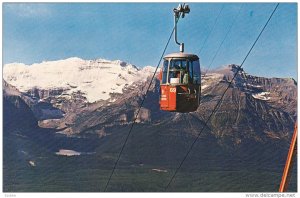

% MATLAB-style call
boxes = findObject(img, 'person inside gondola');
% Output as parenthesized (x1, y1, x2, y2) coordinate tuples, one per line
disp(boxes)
(183, 72, 188, 84)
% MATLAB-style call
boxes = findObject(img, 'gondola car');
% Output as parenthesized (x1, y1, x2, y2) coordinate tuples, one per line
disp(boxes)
(159, 52, 201, 112)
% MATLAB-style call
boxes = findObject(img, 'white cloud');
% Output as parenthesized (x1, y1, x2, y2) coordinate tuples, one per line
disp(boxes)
(4, 3, 52, 17)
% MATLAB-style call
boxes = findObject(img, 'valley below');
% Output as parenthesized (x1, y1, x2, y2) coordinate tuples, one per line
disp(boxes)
(3, 125, 297, 192)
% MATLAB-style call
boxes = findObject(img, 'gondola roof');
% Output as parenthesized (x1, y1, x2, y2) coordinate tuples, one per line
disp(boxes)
(164, 52, 199, 61)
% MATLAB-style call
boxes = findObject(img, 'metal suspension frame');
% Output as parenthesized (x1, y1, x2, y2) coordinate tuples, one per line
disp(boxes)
(173, 4, 190, 52)
(279, 122, 297, 192)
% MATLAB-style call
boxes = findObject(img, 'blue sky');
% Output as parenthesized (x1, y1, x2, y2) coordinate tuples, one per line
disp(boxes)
(3, 3, 297, 79)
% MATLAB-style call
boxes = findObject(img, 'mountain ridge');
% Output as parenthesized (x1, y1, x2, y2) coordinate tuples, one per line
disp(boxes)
(3, 58, 296, 145)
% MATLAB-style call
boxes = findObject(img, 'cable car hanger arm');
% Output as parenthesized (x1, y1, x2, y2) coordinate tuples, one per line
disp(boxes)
(173, 3, 190, 52)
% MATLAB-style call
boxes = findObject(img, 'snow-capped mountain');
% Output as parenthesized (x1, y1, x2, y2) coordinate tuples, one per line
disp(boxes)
(3, 57, 155, 103)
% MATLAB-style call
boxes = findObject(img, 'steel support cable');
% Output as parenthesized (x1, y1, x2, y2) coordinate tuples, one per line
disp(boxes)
(203, 4, 244, 78)
(199, 4, 225, 54)
(165, 3, 280, 190)
(103, 8, 184, 192)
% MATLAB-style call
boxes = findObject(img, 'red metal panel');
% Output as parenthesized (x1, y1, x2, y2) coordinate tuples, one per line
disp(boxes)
(168, 86, 176, 111)
(160, 85, 169, 108)
(160, 85, 177, 111)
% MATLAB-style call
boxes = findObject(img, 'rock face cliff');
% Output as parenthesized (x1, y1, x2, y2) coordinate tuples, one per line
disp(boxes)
(3, 80, 38, 132)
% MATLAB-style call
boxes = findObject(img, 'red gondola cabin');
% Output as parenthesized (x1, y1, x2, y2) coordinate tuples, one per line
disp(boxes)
(159, 52, 201, 112)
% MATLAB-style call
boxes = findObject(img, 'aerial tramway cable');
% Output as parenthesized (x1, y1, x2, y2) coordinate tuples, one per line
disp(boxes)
(164, 3, 280, 190)
(103, 5, 185, 191)
(199, 4, 225, 54)
(203, 4, 243, 78)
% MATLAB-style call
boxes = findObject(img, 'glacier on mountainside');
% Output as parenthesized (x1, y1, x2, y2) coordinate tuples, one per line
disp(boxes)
(3, 57, 155, 103)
